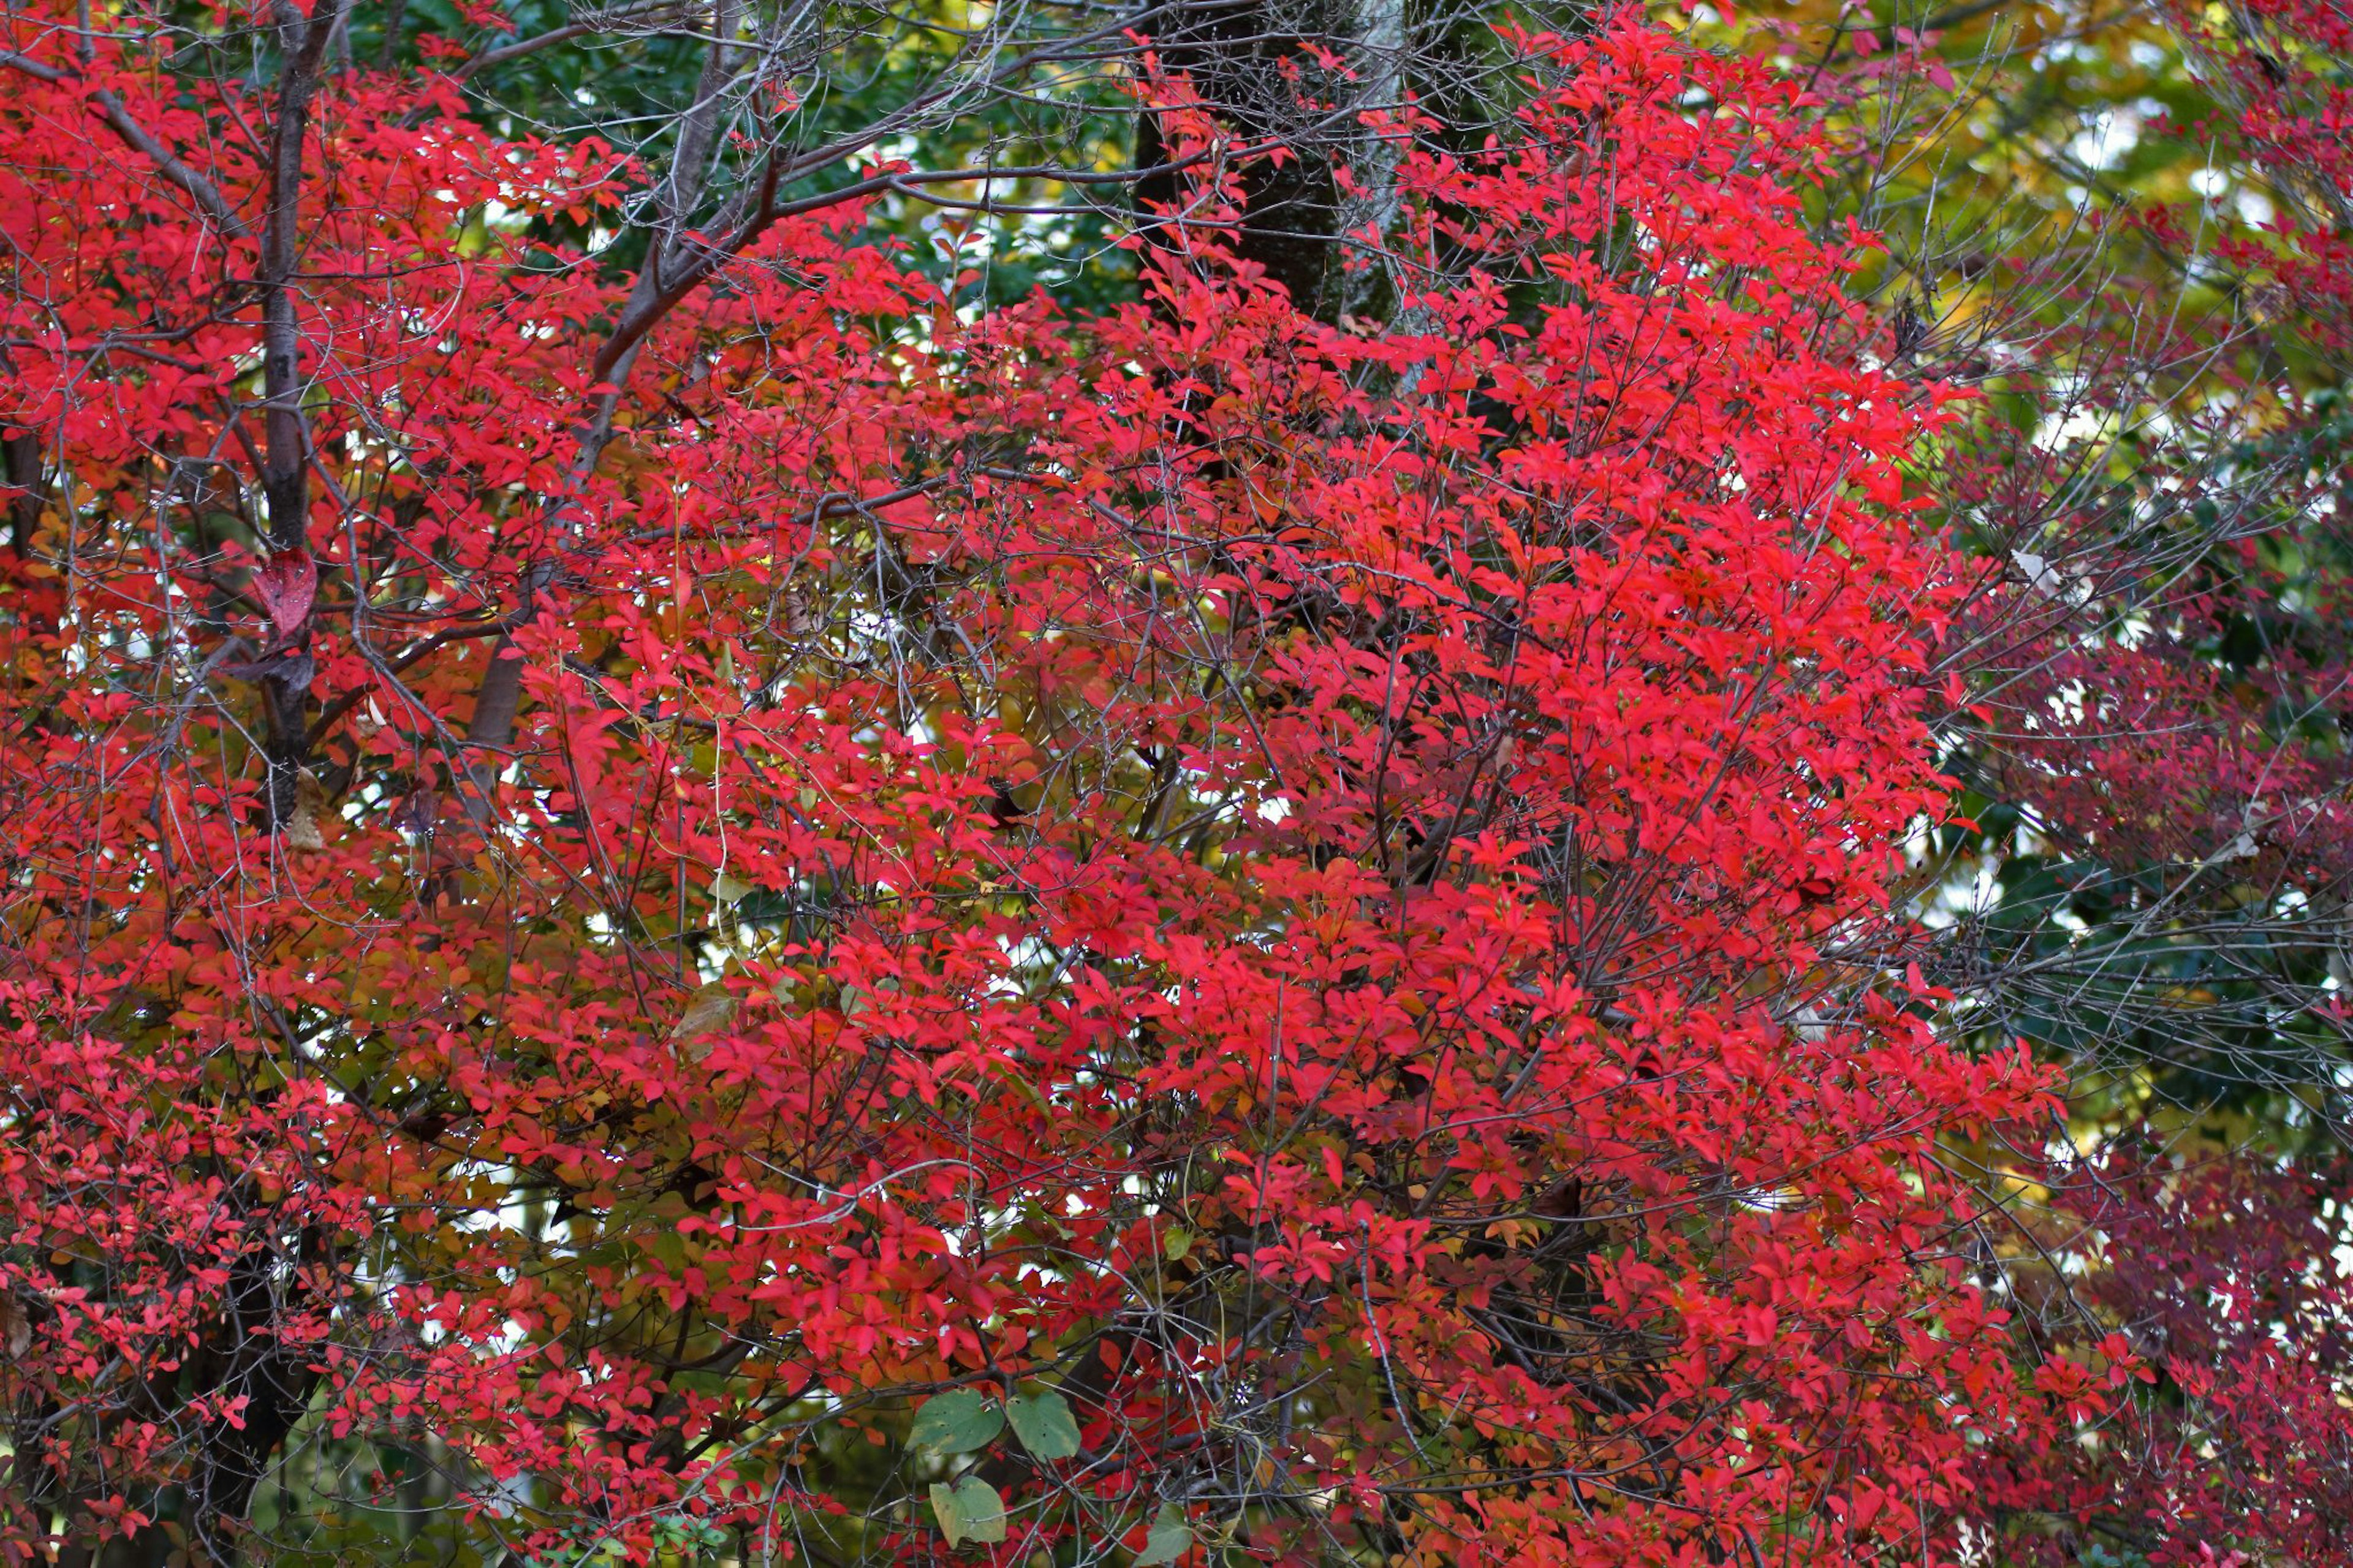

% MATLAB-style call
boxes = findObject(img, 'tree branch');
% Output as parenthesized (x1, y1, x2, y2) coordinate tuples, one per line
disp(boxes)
(0, 51, 254, 241)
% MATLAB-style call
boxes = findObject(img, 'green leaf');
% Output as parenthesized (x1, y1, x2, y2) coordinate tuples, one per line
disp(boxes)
(910, 1388, 1002, 1456)
(1003, 1388, 1082, 1460)
(928, 1477, 1006, 1547)
(1133, 1503, 1191, 1566)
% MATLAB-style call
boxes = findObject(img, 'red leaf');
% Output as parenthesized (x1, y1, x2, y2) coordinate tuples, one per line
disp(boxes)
(252, 551, 317, 643)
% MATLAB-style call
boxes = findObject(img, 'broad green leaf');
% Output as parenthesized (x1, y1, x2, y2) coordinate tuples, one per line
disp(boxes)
(929, 1477, 1006, 1547)
(1134, 1504, 1192, 1566)
(910, 1388, 1002, 1456)
(1004, 1388, 1082, 1460)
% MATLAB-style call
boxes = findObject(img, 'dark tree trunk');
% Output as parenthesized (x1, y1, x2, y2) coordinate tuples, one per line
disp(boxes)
(1131, 0, 1355, 317)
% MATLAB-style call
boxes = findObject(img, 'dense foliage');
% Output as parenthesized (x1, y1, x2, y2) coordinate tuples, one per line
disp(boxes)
(2, 0, 2347, 1563)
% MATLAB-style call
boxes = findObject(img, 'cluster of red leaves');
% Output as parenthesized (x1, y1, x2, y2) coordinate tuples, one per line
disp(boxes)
(1, 5, 2097, 1564)
(2196, 0, 2353, 368)
(2080, 1154, 2353, 1561)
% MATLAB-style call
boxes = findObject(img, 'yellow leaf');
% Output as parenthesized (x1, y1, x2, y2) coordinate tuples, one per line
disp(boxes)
(671, 979, 738, 1056)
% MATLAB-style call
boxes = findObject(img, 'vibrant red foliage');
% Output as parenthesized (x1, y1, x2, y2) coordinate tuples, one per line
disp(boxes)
(0, 4, 2094, 1562)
